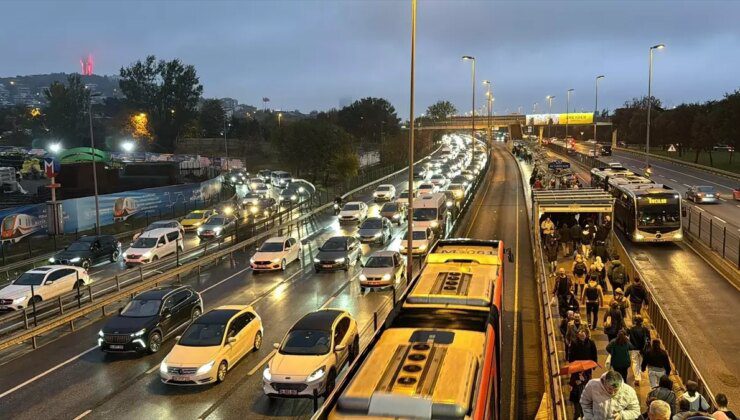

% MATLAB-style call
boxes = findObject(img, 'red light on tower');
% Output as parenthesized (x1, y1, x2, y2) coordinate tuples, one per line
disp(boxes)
(80, 54, 94, 76)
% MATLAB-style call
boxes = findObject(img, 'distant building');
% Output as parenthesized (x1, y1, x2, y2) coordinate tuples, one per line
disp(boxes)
(13, 84, 32, 105)
(220, 97, 238, 110)
(0, 83, 11, 106)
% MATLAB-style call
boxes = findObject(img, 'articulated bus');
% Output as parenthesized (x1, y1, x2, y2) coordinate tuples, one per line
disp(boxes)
(590, 165, 633, 190)
(612, 183, 683, 242)
(606, 175, 653, 194)
(320, 239, 504, 420)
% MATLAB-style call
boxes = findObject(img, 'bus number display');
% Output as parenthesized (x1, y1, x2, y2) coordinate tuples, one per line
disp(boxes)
(646, 197, 667, 204)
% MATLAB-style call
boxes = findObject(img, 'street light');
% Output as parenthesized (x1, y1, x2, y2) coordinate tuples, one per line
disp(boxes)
(121, 141, 135, 153)
(462, 55, 476, 163)
(88, 91, 102, 234)
(278, 112, 283, 127)
(406, 0, 417, 283)
(546, 95, 555, 138)
(593, 75, 605, 156)
(566, 89, 574, 140)
(646, 43, 665, 171)
(483, 80, 492, 147)
(48, 143, 62, 154)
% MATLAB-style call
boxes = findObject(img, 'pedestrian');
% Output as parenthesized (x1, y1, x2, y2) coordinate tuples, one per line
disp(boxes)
(572, 254, 588, 295)
(571, 221, 583, 256)
(713, 393, 738, 420)
(553, 268, 573, 318)
(642, 339, 672, 389)
(646, 399, 672, 420)
(673, 398, 693, 420)
(581, 274, 604, 330)
(565, 312, 585, 351)
(580, 370, 641, 420)
(592, 240, 609, 266)
(541, 216, 555, 240)
(627, 315, 650, 386)
(604, 301, 625, 343)
(581, 224, 595, 259)
(568, 329, 598, 366)
(648, 375, 677, 417)
(625, 275, 649, 316)
(606, 329, 635, 383)
(613, 288, 631, 322)
(683, 381, 710, 413)
(559, 222, 572, 256)
(533, 177, 543, 189)
(608, 256, 629, 294)
(545, 234, 559, 273)
(570, 371, 588, 420)
(560, 310, 575, 338)
(593, 256, 608, 291)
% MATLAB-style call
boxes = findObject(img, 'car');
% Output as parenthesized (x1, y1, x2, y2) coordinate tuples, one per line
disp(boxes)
(400, 226, 435, 257)
(241, 192, 262, 207)
(248, 177, 263, 190)
(712, 144, 735, 152)
(159, 305, 263, 386)
(313, 236, 362, 272)
(395, 190, 416, 207)
(49, 235, 121, 269)
(379, 202, 405, 225)
(197, 215, 237, 239)
(279, 182, 314, 206)
(417, 182, 437, 196)
(124, 228, 184, 266)
(271, 171, 293, 188)
(372, 184, 396, 202)
(217, 203, 242, 219)
(460, 170, 475, 182)
(181, 210, 217, 232)
(134, 220, 184, 240)
(0, 266, 90, 311)
(226, 171, 246, 186)
(429, 174, 447, 187)
(98, 285, 202, 354)
(263, 309, 359, 399)
(245, 197, 277, 220)
(358, 251, 406, 291)
(685, 186, 720, 203)
(258, 169, 273, 182)
(356, 217, 393, 245)
(253, 182, 271, 197)
(447, 183, 466, 201)
(412, 166, 427, 181)
(338, 201, 368, 223)
(600, 145, 613, 156)
(451, 175, 470, 187)
(733, 187, 740, 201)
(250, 236, 302, 271)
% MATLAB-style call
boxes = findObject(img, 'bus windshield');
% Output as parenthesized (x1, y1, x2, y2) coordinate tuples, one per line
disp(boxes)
(637, 195, 681, 227)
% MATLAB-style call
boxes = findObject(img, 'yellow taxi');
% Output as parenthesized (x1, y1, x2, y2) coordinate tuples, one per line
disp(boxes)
(181, 209, 216, 232)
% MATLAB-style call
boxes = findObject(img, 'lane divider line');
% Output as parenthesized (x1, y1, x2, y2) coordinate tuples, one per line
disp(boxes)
(247, 349, 277, 376)
(72, 409, 92, 420)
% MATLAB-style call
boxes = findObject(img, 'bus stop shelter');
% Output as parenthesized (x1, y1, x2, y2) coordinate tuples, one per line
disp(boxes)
(532, 189, 615, 230)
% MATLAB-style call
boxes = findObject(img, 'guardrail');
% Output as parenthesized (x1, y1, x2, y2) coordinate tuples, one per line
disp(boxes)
(614, 146, 740, 181)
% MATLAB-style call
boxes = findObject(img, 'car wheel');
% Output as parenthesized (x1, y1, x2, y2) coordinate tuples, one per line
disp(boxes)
(253, 331, 263, 351)
(110, 250, 120, 262)
(81, 259, 91, 270)
(281, 259, 286, 271)
(73, 280, 85, 291)
(324, 369, 337, 397)
(216, 360, 228, 383)
(28, 295, 42, 307)
(191, 306, 202, 322)
(147, 331, 162, 354)
(360, 286, 366, 293)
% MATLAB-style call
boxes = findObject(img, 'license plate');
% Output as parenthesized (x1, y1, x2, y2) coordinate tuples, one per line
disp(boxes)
(172, 375, 190, 382)
(279, 389, 298, 395)
(323, 264, 333, 268)
(110, 344, 124, 350)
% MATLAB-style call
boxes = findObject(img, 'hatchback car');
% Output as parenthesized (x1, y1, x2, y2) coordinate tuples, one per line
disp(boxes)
(338, 201, 368, 223)
(357, 217, 393, 245)
(685, 186, 720, 203)
(49, 235, 121, 269)
(379, 202, 405, 225)
(197, 215, 237, 239)
(313, 236, 362, 272)
(250, 236, 302, 271)
(263, 309, 358, 399)
(359, 251, 406, 291)
(0, 266, 90, 311)
(181, 210, 217, 232)
(372, 184, 396, 202)
(400, 226, 436, 257)
(160, 305, 263, 386)
(99, 285, 202, 354)
(253, 182, 271, 197)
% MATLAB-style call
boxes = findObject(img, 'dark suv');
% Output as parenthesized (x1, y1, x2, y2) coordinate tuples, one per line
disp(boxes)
(98, 285, 203, 354)
(50, 235, 121, 269)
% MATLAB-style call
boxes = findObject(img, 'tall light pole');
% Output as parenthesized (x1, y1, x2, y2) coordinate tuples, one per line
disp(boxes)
(483, 80, 492, 148)
(462, 55, 475, 164)
(406, 0, 417, 283)
(88, 91, 102, 234)
(223, 115, 230, 172)
(566, 89, 574, 140)
(646, 44, 665, 170)
(546, 95, 555, 138)
(593, 75, 605, 156)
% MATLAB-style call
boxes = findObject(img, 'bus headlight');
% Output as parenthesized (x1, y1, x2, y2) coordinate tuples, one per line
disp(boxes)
(634, 233, 645, 240)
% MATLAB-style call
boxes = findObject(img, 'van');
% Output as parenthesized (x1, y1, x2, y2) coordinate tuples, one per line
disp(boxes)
(411, 193, 447, 233)
(124, 228, 184, 267)
(270, 171, 292, 188)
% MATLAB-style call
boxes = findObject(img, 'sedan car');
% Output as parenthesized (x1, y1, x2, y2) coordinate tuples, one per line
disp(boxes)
(253, 182, 271, 197)
(372, 184, 396, 202)
(429, 174, 447, 187)
(395, 190, 415, 206)
(400, 226, 436, 257)
(357, 217, 393, 245)
(181, 210, 217, 232)
(99, 285, 202, 354)
(379, 202, 405, 225)
(359, 251, 406, 291)
(338, 201, 368, 223)
(250, 236, 302, 271)
(447, 183, 467, 201)
(685, 186, 720, 203)
(417, 182, 437, 196)
(0, 266, 90, 311)
(241, 192, 262, 207)
(197, 215, 237, 239)
(245, 197, 277, 220)
(263, 309, 358, 399)
(49, 235, 121, 269)
(313, 236, 362, 272)
(159, 305, 263, 386)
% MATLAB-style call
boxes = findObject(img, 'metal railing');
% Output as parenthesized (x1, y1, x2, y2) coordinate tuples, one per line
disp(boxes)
(684, 204, 740, 269)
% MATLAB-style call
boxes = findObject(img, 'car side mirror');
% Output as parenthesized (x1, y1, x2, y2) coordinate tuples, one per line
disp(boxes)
(273, 342, 280, 350)
(45, 280, 53, 285)
(334, 344, 346, 353)
(228, 336, 237, 344)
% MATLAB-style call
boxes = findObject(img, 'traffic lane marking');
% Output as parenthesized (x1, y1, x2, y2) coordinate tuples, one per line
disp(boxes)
(614, 152, 735, 190)
(247, 349, 277, 376)
(72, 410, 92, 420)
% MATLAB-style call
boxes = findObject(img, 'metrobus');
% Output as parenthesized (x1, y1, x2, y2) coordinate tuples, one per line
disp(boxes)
(612, 183, 683, 242)
(606, 175, 653, 194)
(590, 166, 633, 190)
(321, 239, 504, 420)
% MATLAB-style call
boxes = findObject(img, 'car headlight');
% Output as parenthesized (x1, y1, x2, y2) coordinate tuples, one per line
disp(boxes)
(392, 214, 400, 219)
(446, 200, 454, 207)
(230, 176, 237, 182)
(359, 274, 367, 281)
(160, 361, 168, 374)
(250, 207, 258, 214)
(48, 257, 55, 263)
(382, 274, 391, 281)
(313, 258, 320, 263)
(13, 295, 27, 304)
(213, 227, 223, 234)
(373, 232, 381, 238)
(373, 192, 379, 197)
(98, 329, 104, 338)
(196, 360, 215, 375)
(122, 252, 128, 259)
(250, 257, 255, 264)
(263, 367, 272, 381)
(335, 257, 346, 263)
(430, 221, 439, 228)
(70, 257, 81, 263)
(130, 328, 146, 337)
(634, 233, 645, 240)
(291, 195, 297, 201)
(271, 258, 281, 263)
(307, 366, 326, 382)
(418, 244, 428, 251)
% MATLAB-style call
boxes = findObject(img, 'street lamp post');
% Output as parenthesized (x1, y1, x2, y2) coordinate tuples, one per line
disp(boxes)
(483, 80, 492, 148)
(546, 95, 555, 138)
(646, 44, 665, 170)
(88, 92, 102, 235)
(566, 89, 574, 140)
(223, 113, 231, 172)
(463, 56, 476, 164)
(406, 0, 417, 283)
(593, 75, 605, 156)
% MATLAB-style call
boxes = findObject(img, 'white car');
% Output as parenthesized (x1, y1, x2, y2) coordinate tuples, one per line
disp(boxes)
(250, 236, 302, 271)
(429, 174, 447, 187)
(372, 184, 396, 202)
(263, 309, 359, 399)
(417, 183, 437, 196)
(400, 226, 436, 256)
(248, 178, 263, 190)
(359, 251, 406, 291)
(0, 265, 90, 310)
(338, 201, 368, 223)
(124, 228, 184, 267)
(253, 182, 270, 197)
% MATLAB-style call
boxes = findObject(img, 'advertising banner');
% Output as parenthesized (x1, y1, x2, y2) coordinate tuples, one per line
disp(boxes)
(525, 113, 594, 126)
(526, 114, 559, 126)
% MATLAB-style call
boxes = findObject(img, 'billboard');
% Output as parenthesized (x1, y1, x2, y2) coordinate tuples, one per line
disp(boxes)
(525, 112, 593, 126)
(526, 114, 559, 126)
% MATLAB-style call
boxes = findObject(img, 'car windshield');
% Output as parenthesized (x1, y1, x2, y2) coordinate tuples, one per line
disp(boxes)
(412, 231, 428, 240)
(361, 219, 382, 229)
(419, 184, 433, 189)
(696, 186, 716, 193)
(377, 186, 392, 191)
(381, 203, 398, 212)
(132, 237, 157, 248)
(67, 242, 91, 251)
(259, 242, 284, 252)
(148, 222, 173, 230)
(431, 175, 444, 180)
(178, 322, 226, 347)
(185, 212, 203, 219)
(342, 204, 360, 211)
(413, 208, 437, 221)
(280, 329, 331, 355)
(321, 239, 347, 251)
(207, 217, 226, 225)
(120, 299, 161, 317)
(365, 256, 393, 267)
(14, 272, 46, 286)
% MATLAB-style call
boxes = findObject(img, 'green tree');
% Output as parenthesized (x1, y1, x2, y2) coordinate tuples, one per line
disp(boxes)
(337, 97, 400, 143)
(118, 55, 203, 151)
(199, 99, 226, 137)
(43, 74, 91, 147)
(426, 100, 457, 120)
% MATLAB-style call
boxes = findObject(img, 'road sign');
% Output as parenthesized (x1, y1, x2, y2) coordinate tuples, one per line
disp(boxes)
(667, 144, 677, 152)
(548, 160, 571, 170)
(43, 157, 60, 178)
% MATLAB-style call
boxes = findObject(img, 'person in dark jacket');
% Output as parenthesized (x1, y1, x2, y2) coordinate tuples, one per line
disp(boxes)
(553, 268, 572, 318)
(625, 275, 649, 315)
(648, 375, 677, 417)
(569, 371, 588, 419)
(544, 234, 559, 273)
(603, 301, 625, 342)
(568, 329, 598, 364)
(606, 329, 635, 383)
(570, 222, 582, 256)
(642, 338, 672, 388)
(558, 223, 571, 257)
(581, 224, 595, 259)
(608, 256, 629, 293)
(627, 315, 650, 386)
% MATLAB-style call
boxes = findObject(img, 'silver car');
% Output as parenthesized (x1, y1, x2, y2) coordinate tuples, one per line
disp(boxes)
(359, 251, 406, 291)
(685, 186, 719, 203)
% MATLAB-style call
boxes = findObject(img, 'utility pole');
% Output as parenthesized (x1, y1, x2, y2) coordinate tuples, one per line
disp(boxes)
(406, 0, 417, 283)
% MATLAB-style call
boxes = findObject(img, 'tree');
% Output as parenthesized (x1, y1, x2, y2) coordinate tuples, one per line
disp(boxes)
(43, 74, 91, 147)
(426, 100, 457, 120)
(337, 97, 400, 143)
(199, 99, 226, 137)
(118, 55, 203, 151)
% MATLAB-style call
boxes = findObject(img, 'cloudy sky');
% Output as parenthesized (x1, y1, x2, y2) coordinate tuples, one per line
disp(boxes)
(2, 0, 739, 116)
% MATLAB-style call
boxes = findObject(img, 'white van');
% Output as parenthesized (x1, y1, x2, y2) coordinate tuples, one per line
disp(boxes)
(270, 171, 292, 189)
(124, 228, 184, 267)
(411, 193, 447, 234)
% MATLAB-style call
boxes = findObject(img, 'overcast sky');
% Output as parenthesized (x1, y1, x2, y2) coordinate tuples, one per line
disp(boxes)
(2, 0, 739, 117)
